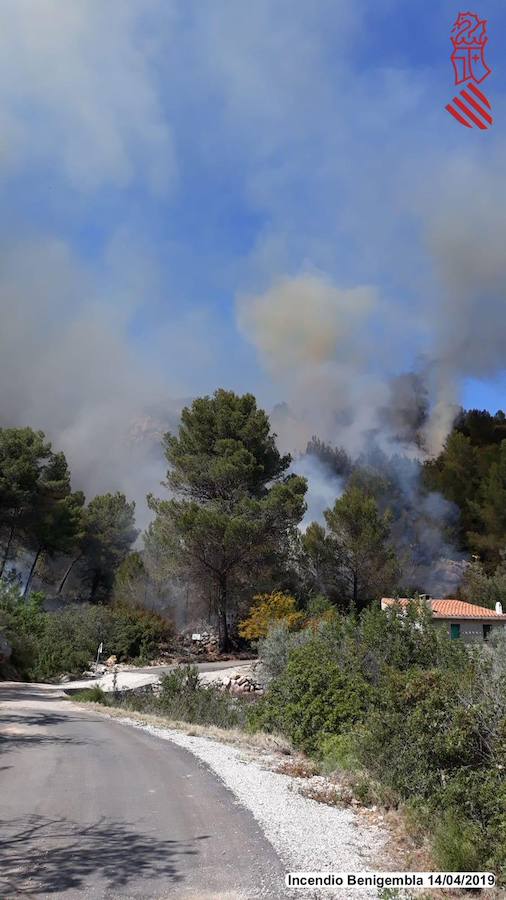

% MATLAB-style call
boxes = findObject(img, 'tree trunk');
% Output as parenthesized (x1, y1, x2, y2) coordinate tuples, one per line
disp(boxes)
(217, 575, 229, 653)
(0, 524, 15, 577)
(57, 554, 82, 594)
(90, 569, 101, 603)
(23, 547, 41, 598)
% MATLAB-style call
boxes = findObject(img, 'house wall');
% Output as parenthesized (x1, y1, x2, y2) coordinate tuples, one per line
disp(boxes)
(436, 620, 506, 642)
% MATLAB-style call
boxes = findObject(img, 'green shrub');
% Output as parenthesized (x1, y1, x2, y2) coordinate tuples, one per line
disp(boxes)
(256, 621, 313, 680)
(433, 811, 483, 872)
(350, 774, 374, 806)
(305, 594, 335, 618)
(336, 602, 469, 684)
(72, 686, 108, 704)
(0, 583, 173, 681)
(359, 667, 481, 799)
(155, 666, 245, 729)
(107, 606, 171, 662)
(318, 731, 362, 774)
(114, 690, 156, 714)
(359, 661, 506, 878)
(252, 606, 506, 881)
(249, 641, 372, 754)
(439, 769, 506, 877)
(0, 585, 46, 679)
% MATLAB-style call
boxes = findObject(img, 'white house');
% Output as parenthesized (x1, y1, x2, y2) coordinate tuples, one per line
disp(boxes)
(381, 596, 506, 642)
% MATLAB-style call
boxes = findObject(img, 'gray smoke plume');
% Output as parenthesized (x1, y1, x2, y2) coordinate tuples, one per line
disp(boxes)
(236, 270, 480, 595)
(421, 153, 506, 452)
(237, 273, 428, 456)
(0, 237, 178, 529)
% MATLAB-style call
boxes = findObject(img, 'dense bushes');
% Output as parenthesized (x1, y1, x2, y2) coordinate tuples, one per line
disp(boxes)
(255, 621, 313, 680)
(72, 685, 108, 704)
(251, 605, 506, 878)
(116, 665, 245, 730)
(249, 640, 371, 753)
(0, 584, 44, 678)
(0, 582, 173, 681)
(157, 666, 243, 728)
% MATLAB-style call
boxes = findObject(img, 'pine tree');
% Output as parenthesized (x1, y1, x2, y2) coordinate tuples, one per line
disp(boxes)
(147, 390, 307, 651)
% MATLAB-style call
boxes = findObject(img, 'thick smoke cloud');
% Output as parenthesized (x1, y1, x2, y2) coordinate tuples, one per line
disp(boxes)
(0, 0, 175, 193)
(0, 237, 175, 528)
(0, 0, 505, 565)
(236, 271, 476, 595)
(237, 273, 423, 456)
(421, 153, 506, 452)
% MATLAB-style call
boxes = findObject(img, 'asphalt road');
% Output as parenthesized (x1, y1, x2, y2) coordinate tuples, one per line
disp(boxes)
(0, 683, 287, 900)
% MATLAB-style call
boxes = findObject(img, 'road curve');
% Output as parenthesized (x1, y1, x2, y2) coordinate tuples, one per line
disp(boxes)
(0, 683, 287, 899)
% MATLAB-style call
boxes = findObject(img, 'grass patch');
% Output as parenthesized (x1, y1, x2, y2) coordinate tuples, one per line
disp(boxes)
(71, 686, 108, 704)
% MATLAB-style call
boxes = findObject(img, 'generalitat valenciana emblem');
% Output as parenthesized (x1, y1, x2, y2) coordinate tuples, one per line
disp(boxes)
(445, 12, 493, 129)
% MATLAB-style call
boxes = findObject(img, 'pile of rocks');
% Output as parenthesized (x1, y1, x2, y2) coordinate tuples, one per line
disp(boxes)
(200, 665, 264, 695)
(192, 632, 219, 655)
(179, 625, 220, 657)
(225, 671, 264, 695)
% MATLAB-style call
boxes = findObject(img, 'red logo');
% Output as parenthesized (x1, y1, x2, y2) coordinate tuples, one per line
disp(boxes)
(446, 12, 493, 129)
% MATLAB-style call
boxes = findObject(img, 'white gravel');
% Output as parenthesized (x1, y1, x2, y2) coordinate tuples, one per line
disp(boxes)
(116, 717, 389, 899)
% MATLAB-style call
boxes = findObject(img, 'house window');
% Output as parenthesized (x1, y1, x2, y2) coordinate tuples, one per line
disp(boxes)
(483, 624, 492, 641)
(450, 623, 461, 640)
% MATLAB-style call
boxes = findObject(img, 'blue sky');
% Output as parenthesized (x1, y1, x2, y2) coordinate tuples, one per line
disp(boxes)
(0, 1, 505, 505)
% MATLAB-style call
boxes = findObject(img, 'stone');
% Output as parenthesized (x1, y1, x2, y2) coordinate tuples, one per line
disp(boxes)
(105, 655, 118, 667)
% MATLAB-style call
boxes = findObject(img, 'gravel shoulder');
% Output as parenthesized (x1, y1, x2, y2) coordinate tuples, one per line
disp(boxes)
(91, 706, 391, 900)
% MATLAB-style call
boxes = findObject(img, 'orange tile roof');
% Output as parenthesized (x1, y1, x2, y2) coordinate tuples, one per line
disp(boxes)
(381, 597, 506, 620)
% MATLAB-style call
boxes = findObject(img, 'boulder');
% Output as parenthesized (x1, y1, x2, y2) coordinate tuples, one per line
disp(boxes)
(82, 663, 106, 677)
(105, 655, 118, 667)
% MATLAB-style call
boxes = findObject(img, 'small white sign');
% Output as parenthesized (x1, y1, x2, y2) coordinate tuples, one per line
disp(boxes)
(191, 633, 201, 641)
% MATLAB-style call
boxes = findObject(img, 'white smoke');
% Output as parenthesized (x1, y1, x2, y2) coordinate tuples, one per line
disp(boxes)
(421, 152, 506, 452)
(237, 272, 475, 595)
(237, 273, 424, 456)
(289, 453, 344, 531)
(0, 236, 178, 529)
(237, 273, 396, 455)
